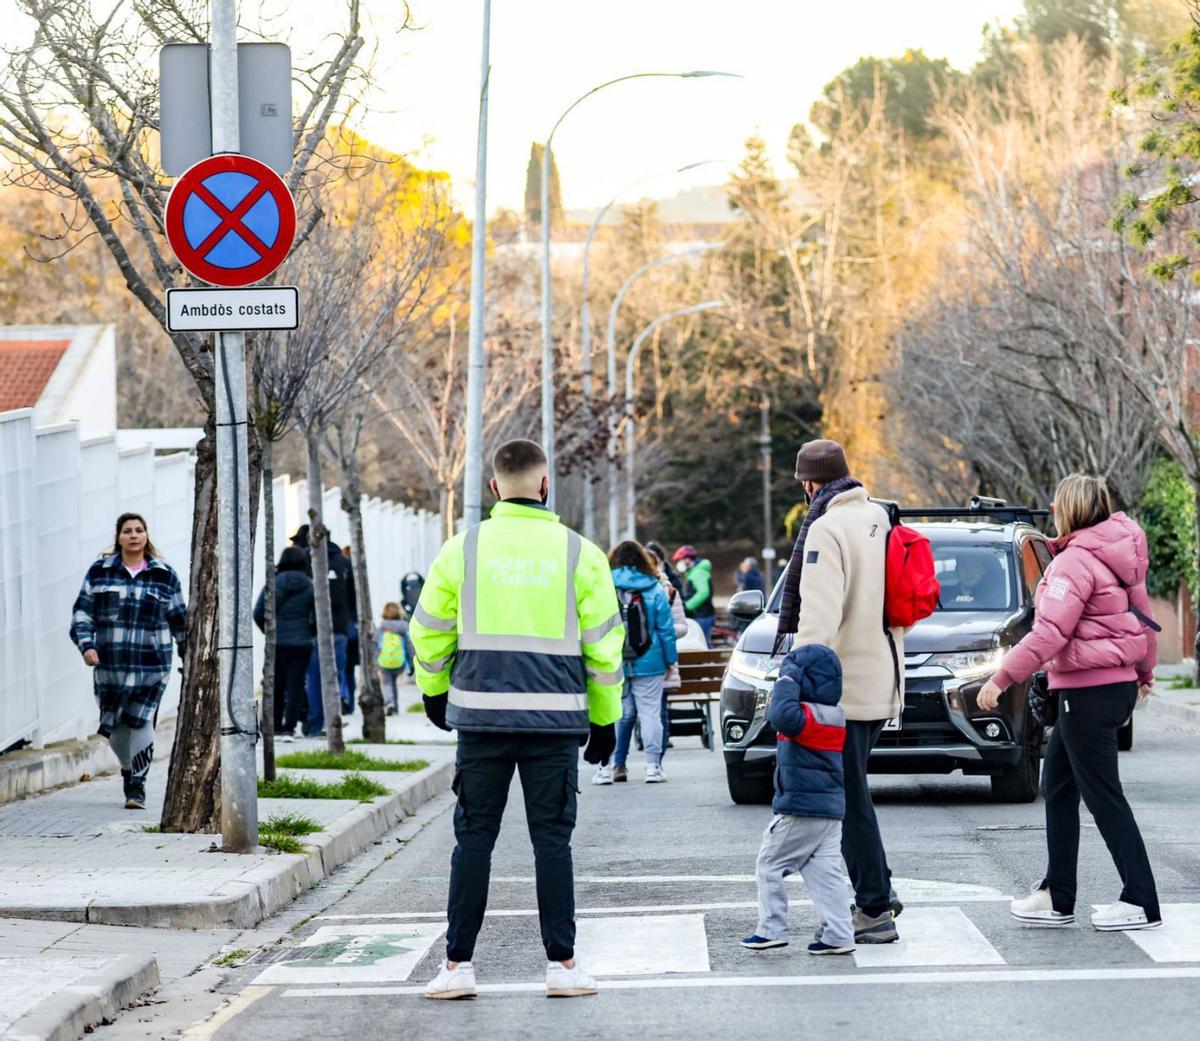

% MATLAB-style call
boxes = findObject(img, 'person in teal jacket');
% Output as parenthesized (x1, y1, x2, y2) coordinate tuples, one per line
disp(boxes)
(593, 541, 678, 785)
(673, 545, 716, 647)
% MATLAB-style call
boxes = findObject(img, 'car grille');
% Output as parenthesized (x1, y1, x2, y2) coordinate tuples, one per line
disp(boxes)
(876, 680, 962, 748)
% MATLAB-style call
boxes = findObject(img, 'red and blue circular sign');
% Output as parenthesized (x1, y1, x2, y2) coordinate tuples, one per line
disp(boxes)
(165, 154, 296, 287)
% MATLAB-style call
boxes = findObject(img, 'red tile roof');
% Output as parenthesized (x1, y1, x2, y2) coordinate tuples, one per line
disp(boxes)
(0, 339, 71, 411)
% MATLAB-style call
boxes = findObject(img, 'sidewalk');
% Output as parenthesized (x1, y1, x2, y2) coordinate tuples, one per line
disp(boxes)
(1145, 661, 1200, 726)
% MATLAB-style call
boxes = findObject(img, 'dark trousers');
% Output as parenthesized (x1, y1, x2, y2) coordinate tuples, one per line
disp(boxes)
(273, 644, 312, 733)
(842, 719, 893, 918)
(1042, 682, 1159, 921)
(446, 732, 580, 963)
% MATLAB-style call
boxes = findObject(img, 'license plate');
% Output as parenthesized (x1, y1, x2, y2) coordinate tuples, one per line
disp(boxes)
(883, 716, 902, 731)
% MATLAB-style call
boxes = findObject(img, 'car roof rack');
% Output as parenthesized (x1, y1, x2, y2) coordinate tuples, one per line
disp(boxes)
(872, 496, 1051, 526)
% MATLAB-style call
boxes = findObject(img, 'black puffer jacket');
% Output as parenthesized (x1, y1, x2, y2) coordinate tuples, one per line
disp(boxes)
(254, 570, 315, 647)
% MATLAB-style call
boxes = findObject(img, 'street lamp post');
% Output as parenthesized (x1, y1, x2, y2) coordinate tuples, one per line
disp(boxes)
(759, 394, 775, 584)
(579, 160, 723, 541)
(624, 300, 726, 540)
(540, 70, 739, 511)
(605, 243, 721, 542)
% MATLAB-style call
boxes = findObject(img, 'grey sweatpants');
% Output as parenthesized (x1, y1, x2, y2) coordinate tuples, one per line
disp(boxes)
(109, 722, 155, 782)
(755, 814, 853, 947)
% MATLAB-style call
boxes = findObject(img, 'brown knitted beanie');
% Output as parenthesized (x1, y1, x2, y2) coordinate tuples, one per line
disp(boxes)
(793, 439, 850, 483)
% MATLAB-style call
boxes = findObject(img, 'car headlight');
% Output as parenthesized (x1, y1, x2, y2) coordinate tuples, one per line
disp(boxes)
(728, 648, 777, 685)
(928, 648, 1005, 681)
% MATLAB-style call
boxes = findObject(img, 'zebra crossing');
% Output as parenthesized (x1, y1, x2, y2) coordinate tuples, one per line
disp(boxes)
(264, 900, 1200, 996)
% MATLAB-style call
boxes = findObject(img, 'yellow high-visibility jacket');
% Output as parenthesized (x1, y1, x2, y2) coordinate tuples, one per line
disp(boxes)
(410, 500, 624, 734)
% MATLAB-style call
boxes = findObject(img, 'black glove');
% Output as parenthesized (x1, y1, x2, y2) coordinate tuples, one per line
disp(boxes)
(423, 694, 452, 732)
(582, 722, 616, 764)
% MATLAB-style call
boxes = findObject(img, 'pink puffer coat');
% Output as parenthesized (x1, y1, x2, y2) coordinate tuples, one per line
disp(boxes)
(992, 512, 1157, 691)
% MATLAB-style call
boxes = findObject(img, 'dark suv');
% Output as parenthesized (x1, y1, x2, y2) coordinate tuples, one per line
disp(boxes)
(721, 502, 1053, 805)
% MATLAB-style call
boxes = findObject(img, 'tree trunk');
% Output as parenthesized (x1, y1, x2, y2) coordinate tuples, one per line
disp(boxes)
(161, 429, 222, 832)
(261, 438, 278, 782)
(342, 474, 386, 743)
(306, 430, 345, 754)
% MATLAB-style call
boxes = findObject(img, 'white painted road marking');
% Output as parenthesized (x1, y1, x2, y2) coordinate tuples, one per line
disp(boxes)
(575, 914, 711, 976)
(252, 923, 445, 986)
(1105, 904, 1200, 963)
(853, 907, 1005, 967)
(320, 901, 763, 921)
(281, 964, 1200, 998)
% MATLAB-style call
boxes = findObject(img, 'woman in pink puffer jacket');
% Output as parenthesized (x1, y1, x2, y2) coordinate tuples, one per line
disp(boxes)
(979, 475, 1160, 933)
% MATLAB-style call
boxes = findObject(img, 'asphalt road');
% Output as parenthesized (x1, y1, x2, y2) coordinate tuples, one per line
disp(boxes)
(203, 707, 1200, 1041)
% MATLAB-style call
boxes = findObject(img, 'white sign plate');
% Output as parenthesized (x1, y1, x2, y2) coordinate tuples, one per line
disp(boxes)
(166, 286, 299, 332)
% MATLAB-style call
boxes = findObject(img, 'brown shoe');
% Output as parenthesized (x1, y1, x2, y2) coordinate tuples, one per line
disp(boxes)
(612, 764, 628, 782)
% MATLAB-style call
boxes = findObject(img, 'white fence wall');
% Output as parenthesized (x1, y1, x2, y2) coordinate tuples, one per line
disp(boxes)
(0, 408, 442, 753)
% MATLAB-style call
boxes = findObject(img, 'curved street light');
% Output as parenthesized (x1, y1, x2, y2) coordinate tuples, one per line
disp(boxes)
(624, 299, 727, 540)
(538, 70, 741, 510)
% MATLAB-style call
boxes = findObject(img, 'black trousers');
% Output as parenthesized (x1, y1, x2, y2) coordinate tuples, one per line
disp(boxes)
(842, 719, 894, 918)
(446, 732, 580, 963)
(1043, 682, 1159, 921)
(274, 644, 312, 733)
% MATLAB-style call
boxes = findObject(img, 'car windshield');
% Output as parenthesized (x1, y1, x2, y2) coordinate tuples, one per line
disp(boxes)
(764, 536, 1016, 615)
(931, 541, 1014, 612)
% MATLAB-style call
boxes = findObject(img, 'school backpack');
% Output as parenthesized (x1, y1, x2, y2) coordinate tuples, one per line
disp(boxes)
(618, 589, 653, 661)
(377, 630, 405, 670)
(884, 523, 940, 627)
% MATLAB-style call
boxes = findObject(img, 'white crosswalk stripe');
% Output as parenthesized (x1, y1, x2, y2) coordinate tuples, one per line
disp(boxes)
(853, 907, 1006, 967)
(576, 914, 711, 975)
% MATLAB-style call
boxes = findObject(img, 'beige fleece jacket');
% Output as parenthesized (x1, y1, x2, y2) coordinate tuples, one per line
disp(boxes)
(792, 486, 903, 722)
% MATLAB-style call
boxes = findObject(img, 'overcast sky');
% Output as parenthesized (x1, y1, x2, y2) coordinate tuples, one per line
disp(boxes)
(4, 0, 1026, 214)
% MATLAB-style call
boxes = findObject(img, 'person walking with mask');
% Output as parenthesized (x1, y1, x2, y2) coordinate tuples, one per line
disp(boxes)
(70, 513, 187, 810)
(412, 439, 625, 1000)
(672, 545, 716, 646)
(775, 439, 903, 944)
(979, 474, 1161, 932)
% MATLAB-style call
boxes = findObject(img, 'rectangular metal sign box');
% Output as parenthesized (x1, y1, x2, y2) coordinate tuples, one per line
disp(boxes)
(166, 286, 299, 332)
(160, 42, 293, 175)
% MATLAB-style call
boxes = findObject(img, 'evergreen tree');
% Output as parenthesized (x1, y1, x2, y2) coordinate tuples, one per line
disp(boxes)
(524, 142, 563, 230)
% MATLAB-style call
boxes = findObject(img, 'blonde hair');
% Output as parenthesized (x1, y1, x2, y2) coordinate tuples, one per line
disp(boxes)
(382, 601, 402, 620)
(1053, 474, 1113, 538)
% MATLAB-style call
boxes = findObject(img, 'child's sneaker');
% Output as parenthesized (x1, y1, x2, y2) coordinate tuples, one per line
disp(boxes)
(807, 941, 854, 956)
(645, 763, 666, 783)
(424, 959, 477, 999)
(740, 934, 788, 950)
(591, 763, 614, 786)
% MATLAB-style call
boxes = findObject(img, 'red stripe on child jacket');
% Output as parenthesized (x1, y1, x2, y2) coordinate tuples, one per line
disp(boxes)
(778, 703, 845, 752)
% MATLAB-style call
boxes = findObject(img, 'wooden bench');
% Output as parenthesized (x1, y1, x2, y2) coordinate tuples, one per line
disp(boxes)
(665, 647, 731, 751)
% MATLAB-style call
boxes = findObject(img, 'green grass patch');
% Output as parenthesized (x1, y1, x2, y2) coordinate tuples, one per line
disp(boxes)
(406, 700, 424, 713)
(260, 833, 306, 854)
(348, 737, 416, 746)
(1165, 674, 1198, 690)
(213, 949, 249, 968)
(261, 812, 322, 836)
(257, 772, 391, 802)
(275, 749, 429, 773)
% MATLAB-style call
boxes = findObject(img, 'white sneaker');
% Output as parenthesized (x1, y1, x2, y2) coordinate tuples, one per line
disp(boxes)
(424, 959, 477, 999)
(1010, 887, 1074, 926)
(645, 763, 666, 783)
(591, 763, 614, 786)
(277, 732, 295, 744)
(546, 960, 598, 998)
(1091, 901, 1161, 932)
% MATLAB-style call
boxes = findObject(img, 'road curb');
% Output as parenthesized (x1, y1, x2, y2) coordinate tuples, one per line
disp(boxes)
(1144, 694, 1200, 727)
(3, 954, 160, 1041)
(79, 757, 454, 930)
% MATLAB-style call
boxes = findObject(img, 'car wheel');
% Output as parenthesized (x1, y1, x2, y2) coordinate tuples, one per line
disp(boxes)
(991, 712, 1042, 804)
(1118, 717, 1133, 752)
(726, 762, 774, 805)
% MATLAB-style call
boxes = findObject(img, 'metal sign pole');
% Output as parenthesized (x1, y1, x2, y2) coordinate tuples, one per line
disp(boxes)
(211, 0, 258, 853)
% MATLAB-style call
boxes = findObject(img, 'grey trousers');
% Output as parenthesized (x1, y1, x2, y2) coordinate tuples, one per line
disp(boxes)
(109, 722, 155, 781)
(755, 814, 853, 947)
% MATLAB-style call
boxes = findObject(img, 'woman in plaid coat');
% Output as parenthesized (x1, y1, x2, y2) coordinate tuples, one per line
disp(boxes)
(70, 513, 187, 809)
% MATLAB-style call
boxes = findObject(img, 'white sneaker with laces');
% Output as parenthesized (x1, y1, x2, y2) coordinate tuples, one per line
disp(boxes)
(425, 959, 477, 999)
(591, 763, 614, 786)
(1092, 901, 1160, 931)
(1010, 887, 1074, 926)
(546, 960, 598, 997)
(645, 763, 666, 783)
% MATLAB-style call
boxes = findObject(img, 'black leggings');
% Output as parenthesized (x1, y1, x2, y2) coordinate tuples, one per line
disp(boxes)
(274, 644, 312, 733)
(1042, 682, 1159, 921)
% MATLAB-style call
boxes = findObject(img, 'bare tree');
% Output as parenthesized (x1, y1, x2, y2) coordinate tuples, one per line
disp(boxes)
(0, 0, 372, 831)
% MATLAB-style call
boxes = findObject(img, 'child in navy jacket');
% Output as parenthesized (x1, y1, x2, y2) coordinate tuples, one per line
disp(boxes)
(741, 643, 853, 955)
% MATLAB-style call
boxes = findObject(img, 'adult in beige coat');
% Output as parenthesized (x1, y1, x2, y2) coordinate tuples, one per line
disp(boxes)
(775, 439, 904, 944)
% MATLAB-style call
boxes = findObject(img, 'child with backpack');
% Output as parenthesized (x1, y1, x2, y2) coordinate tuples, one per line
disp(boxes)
(742, 643, 854, 955)
(377, 602, 409, 714)
(593, 541, 678, 785)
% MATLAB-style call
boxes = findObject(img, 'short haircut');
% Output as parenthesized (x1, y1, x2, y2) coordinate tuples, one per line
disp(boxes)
(493, 439, 547, 480)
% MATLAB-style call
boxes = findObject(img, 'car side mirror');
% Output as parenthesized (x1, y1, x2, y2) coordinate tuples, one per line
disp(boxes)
(729, 589, 765, 621)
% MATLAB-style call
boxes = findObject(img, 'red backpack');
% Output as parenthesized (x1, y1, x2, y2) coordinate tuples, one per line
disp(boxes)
(884, 523, 940, 627)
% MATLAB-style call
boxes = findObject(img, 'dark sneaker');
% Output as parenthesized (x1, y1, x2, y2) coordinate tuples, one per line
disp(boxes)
(808, 941, 854, 956)
(741, 934, 788, 950)
(612, 765, 628, 783)
(120, 769, 132, 801)
(124, 779, 146, 811)
(852, 908, 899, 944)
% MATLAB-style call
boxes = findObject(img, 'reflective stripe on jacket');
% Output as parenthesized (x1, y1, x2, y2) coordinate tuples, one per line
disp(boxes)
(410, 500, 625, 735)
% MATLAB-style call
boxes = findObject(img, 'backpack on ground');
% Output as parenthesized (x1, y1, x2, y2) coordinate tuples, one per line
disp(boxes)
(618, 589, 653, 661)
(377, 630, 405, 670)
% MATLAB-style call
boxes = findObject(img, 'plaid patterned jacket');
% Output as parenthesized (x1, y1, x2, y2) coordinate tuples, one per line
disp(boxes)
(70, 554, 188, 689)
